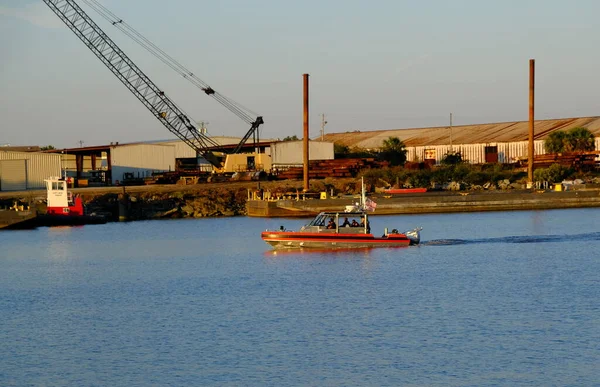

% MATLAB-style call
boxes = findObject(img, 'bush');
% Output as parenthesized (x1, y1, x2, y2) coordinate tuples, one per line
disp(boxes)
(430, 166, 453, 185)
(334, 143, 350, 158)
(349, 147, 377, 159)
(464, 171, 490, 185)
(534, 163, 572, 183)
(383, 167, 409, 187)
(407, 171, 431, 188)
(360, 169, 387, 189)
(451, 163, 471, 182)
(441, 151, 462, 165)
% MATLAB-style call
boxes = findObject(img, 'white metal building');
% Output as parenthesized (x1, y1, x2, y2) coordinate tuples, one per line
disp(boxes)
(323, 116, 600, 165)
(151, 139, 196, 158)
(0, 151, 62, 191)
(270, 140, 334, 166)
(110, 144, 176, 184)
(151, 136, 279, 158)
(405, 140, 548, 165)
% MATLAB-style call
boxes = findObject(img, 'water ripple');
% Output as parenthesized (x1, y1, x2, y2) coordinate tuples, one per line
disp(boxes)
(423, 231, 600, 246)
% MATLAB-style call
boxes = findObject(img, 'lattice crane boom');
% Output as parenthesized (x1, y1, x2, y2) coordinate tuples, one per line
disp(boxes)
(43, 0, 224, 167)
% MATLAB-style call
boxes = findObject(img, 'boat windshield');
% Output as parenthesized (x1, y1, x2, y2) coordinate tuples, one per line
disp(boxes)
(306, 214, 329, 227)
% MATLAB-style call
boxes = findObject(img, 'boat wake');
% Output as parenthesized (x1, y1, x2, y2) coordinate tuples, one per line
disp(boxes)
(423, 232, 600, 246)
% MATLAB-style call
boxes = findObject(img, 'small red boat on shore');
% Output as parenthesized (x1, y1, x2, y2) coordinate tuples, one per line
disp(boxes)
(384, 188, 428, 194)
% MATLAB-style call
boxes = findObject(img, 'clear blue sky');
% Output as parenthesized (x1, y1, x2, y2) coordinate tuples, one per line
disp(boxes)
(1, 0, 599, 148)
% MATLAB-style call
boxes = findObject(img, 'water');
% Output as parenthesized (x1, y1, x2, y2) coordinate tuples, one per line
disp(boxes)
(1, 209, 599, 386)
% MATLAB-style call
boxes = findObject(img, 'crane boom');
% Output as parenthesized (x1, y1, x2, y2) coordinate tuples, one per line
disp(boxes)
(79, 0, 264, 155)
(42, 0, 224, 167)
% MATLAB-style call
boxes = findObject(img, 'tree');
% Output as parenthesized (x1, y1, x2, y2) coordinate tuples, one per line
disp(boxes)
(544, 131, 567, 153)
(334, 143, 350, 158)
(566, 127, 595, 152)
(544, 127, 595, 153)
(380, 137, 407, 166)
(282, 135, 299, 141)
(40, 145, 56, 151)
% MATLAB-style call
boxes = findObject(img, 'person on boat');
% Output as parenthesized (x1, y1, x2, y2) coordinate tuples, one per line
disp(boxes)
(360, 216, 371, 233)
(341, 217, 351, 227)
(351, 219, 359, 227)
(326, 218, 336, 229)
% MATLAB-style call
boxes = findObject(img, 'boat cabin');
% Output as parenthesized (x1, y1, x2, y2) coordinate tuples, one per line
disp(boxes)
(45, 176, 84, 216)
(302, 211, 371, 234)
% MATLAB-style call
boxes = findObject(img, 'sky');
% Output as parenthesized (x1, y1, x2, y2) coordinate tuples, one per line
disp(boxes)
(1, 0, 600, 148)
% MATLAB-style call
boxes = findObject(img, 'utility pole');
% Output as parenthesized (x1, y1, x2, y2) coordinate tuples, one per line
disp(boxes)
(79, 140, 84, 148)
(303, 74, 310, 192)
(449, 113, 453, 152)
(62, 149, 67, 180)
(528, 59, 535, 188)
(320, 113, 327, 141)
(197, 121, 209, 134)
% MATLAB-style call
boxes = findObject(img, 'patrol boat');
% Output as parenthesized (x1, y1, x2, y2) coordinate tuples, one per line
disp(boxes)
(261, 182, 421, 249)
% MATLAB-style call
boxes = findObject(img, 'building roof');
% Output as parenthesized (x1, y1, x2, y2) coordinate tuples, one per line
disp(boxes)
(0, 145, 42, 152)
(322, 116, 600, 149)
(46, 136, 282, 155)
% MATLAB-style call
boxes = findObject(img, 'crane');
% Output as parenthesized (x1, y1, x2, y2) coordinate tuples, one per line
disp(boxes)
(42, 0, 264, 169)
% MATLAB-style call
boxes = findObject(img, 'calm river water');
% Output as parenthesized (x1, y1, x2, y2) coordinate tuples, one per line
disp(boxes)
(1, 208, 599, 386)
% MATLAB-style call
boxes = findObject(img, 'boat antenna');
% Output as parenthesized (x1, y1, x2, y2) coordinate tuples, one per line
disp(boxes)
(361, 176, 366, 211)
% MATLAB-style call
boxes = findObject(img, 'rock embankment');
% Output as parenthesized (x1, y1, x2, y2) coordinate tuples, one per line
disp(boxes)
(1, 180, 339, 221)
(3, 178, 600, 221)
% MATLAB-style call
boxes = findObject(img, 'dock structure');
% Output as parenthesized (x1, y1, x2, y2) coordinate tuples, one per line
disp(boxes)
(0, 208, 38, 229)
(246, 188, 600, 217)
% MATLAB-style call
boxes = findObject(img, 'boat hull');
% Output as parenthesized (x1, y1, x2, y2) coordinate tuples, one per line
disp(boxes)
(261, 231, 416, 249)
(35, 214, 107, 227)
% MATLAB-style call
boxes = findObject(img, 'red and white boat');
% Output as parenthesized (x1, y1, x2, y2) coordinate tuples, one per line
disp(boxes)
(37, 177, 107, 227)
(261, 210, 421, 249)
(261, 180, 421, 249)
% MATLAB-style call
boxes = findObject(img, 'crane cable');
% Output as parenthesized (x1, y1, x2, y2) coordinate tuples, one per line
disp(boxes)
(82, 0, 258, 125)
(80, 0, 259, 127)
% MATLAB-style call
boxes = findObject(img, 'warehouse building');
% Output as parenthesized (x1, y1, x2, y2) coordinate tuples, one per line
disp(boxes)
(322, 116, 600, 165)
(270, 140, 334, 166)
(51, 137, 333, 185)
(0, 151, 62, 191)
(0, 136, 334, 190)
(110, 143, 176, 185)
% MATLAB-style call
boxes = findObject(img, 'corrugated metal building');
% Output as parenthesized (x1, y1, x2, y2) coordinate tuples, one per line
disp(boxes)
(323, 116, 600, 164)
(0, 151, 62, 191)
(110, 144, 176, 184)
(271, 141, 334, 166)
(151, 136, 278, 159)
(151, 139, 196, 158)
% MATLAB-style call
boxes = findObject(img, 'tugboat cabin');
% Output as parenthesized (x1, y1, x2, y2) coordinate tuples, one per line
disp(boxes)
(45, 177, 84, 216)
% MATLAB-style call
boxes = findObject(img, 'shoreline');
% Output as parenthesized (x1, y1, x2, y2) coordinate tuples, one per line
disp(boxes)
(247, 188, 600, 217)
(2, 180, 600, 222)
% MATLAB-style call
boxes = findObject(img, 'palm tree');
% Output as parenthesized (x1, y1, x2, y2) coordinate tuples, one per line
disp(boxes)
(566, 127, 595, 152)
(544, 131, 567, 153)
(380, 137, 408, 166)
